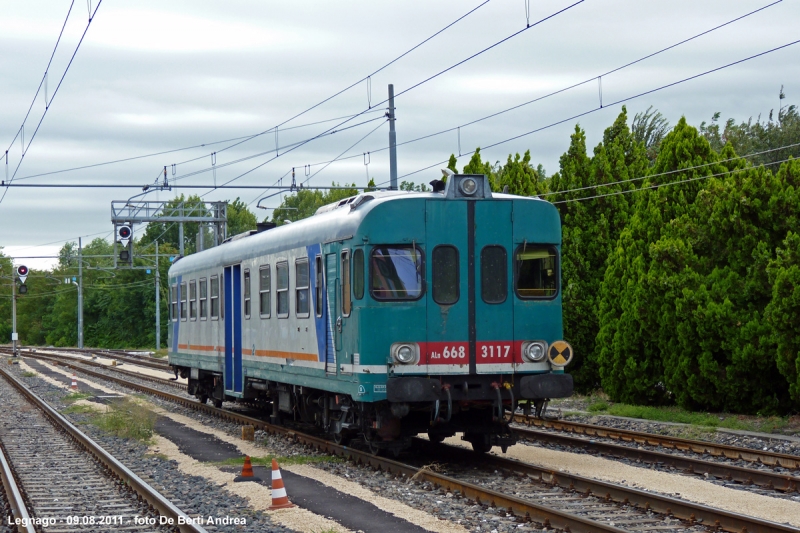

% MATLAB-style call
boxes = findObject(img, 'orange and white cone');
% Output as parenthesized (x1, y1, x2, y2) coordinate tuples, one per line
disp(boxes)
(70, 374, 78, 391)
(269, 459, 295, 510)
(233, 456, 260, 483)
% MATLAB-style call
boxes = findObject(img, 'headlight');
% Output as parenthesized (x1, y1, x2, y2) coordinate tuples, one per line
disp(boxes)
(522, 341, 548, 362)
(459, 177, 477, 196)
(391, 343, 419, 365)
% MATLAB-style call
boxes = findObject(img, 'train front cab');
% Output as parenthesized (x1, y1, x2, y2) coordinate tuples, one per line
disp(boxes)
(354, 175, 573, 453)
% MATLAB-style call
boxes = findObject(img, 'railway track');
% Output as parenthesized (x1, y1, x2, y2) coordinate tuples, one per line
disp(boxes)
(516, 415, 800, 470)
(511, 424, 800, 495)
(17, 349, 800, 497)
(11, 351, 797, 533)
(0, 365, 206, 533)
(2, 348, 187, 392)
(26, 346, 172, 372)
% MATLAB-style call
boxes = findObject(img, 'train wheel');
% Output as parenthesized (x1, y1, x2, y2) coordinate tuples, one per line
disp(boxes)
(467, 434, 491, 454)
(428, 431, 446, 444)
(368, 441, 382, 456)
(198, 395, 208, 404)
(333, 432, 351, 446)
(213, 399, 223, 408)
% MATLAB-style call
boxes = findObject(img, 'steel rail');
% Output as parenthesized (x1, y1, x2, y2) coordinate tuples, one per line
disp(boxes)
(15, 354, 626, 533)
(7, 350, 187, 391)
(22, 354, 800, 533)
(29, 346, 171, 371)
(513, 426, 800, 493)
(515, 415, 800, 469)
(0, 366, 208, 533)
(418, 440, 800, 533)
(0, 442, 36, 533)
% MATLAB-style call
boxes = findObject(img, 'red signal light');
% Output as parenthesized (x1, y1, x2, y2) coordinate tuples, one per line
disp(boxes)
(17, 265, 28, 276)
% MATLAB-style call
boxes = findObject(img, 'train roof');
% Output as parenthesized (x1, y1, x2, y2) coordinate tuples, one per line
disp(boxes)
(168, 188, 553, 277)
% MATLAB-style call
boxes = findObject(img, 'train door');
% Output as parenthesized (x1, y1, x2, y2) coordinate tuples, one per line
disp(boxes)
(324, 253, 338, 374)
(223, 264, 244, 393)
(474, 201, 514, 374)
(425, 200, 469, 372)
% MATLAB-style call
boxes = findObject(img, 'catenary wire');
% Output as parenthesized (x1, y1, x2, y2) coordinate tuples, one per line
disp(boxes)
(193, 1, 587, 194)
(11, 110, 386, 183)
(262, 0, 781, 191)
(130, 0, 497, 194)
(554, 155, 796, 204)
(380, 37, 800, 184)
(3, 1, 76, 154)
(0, 0, 103, 206)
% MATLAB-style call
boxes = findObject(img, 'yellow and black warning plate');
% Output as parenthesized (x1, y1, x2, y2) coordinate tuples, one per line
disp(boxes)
(548, 341, 573, 367)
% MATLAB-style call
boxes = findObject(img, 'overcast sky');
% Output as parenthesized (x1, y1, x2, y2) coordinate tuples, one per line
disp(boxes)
(2, 0, 798, 270)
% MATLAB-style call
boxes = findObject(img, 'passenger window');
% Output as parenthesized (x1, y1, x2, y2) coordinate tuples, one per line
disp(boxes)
(170, 284, 177, 321)
(243, 269, 251, 319)
(481, 246, 507, 304)
(341, 251, 351, 316)
(259, 266, 270, 318)
(516, 246, 558, 298)
(353, 248, 364, 300)
(370, 245, 424, 300)
(180, 281, 187, 320)
(276, 262, 289, 317)
(189, 280, 197, 320)
(210, 276, 219, 319)
(199, 278, 207, 320)
(296, 260, 310, 317)
(432, 246, 459, 305)
(315, 256, 323, 317)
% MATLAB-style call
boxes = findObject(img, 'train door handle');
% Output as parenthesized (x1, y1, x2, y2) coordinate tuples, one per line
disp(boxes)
(336, 316, 342, 333)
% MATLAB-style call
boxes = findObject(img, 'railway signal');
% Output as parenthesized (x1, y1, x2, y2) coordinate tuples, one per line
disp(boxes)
(16, 264, 28, 284)
(117, 225, 132, 247)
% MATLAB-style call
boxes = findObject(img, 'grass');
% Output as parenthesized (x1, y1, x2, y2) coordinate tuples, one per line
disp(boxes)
(62, 403, 102, 415)
(63, 392, 93, 402)
(21, 371, 37, 377)
(144, 452, 169, 461)
(580, 397, 789, 433)
(91, 397, 156, 442)
(209, 454, 341, 467)
(152, 349, 168, 359)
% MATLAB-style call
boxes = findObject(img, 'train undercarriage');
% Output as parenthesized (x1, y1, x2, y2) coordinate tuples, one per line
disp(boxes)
(176, 366, 570, 454)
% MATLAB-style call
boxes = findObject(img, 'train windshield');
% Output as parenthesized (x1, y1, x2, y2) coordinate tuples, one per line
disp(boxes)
(515, 246, 558, 298)
(370, 245, 424, 300)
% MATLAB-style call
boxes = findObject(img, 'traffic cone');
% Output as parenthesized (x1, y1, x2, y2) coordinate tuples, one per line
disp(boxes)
(268, 459, 295, 510)
(233, 456, 260, 483)
(70, 374, 78, 390)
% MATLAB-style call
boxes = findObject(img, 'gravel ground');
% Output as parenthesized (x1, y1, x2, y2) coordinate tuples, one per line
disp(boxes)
(5, 362, 293, 533)
(513, 425, 800, 500)
(24, 355, 800, 531)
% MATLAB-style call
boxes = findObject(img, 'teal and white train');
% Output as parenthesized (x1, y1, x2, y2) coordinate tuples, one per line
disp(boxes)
(168, 174, 573, 454)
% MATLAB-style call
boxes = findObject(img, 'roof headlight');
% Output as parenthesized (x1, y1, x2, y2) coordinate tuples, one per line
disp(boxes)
(391, 343, 419, 365)
(459, 177, 477, 196)
(522, 341, 548, 363)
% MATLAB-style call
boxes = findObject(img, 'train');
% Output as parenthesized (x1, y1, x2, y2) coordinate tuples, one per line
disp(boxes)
(167, 173, 573, 454)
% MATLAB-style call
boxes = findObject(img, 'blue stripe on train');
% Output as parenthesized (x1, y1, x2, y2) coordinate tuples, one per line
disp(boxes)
(172, 274, 182, 353)
(307, 244, 326, 363)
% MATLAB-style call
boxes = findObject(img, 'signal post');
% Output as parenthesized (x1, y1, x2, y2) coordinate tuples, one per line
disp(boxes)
(11, 264, 28, 357)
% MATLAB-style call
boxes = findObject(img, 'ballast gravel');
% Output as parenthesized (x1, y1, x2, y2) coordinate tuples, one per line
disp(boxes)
(6, 363, 292, 533)
(439, 435, 800, 528)
(23, 356, 800, 531)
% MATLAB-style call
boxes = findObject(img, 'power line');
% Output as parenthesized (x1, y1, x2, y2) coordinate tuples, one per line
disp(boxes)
(196, 1, 586, 195)
(384, 37, 800, 184)
(136, 0, 498, 194)
(3, 1, 76, 154)
(0, 0, 103, 206)
(11, 110, 386, 184)
(545, 141, 800, 199)
(263, 0, 779, 192)
(554, 155, 796, 205)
